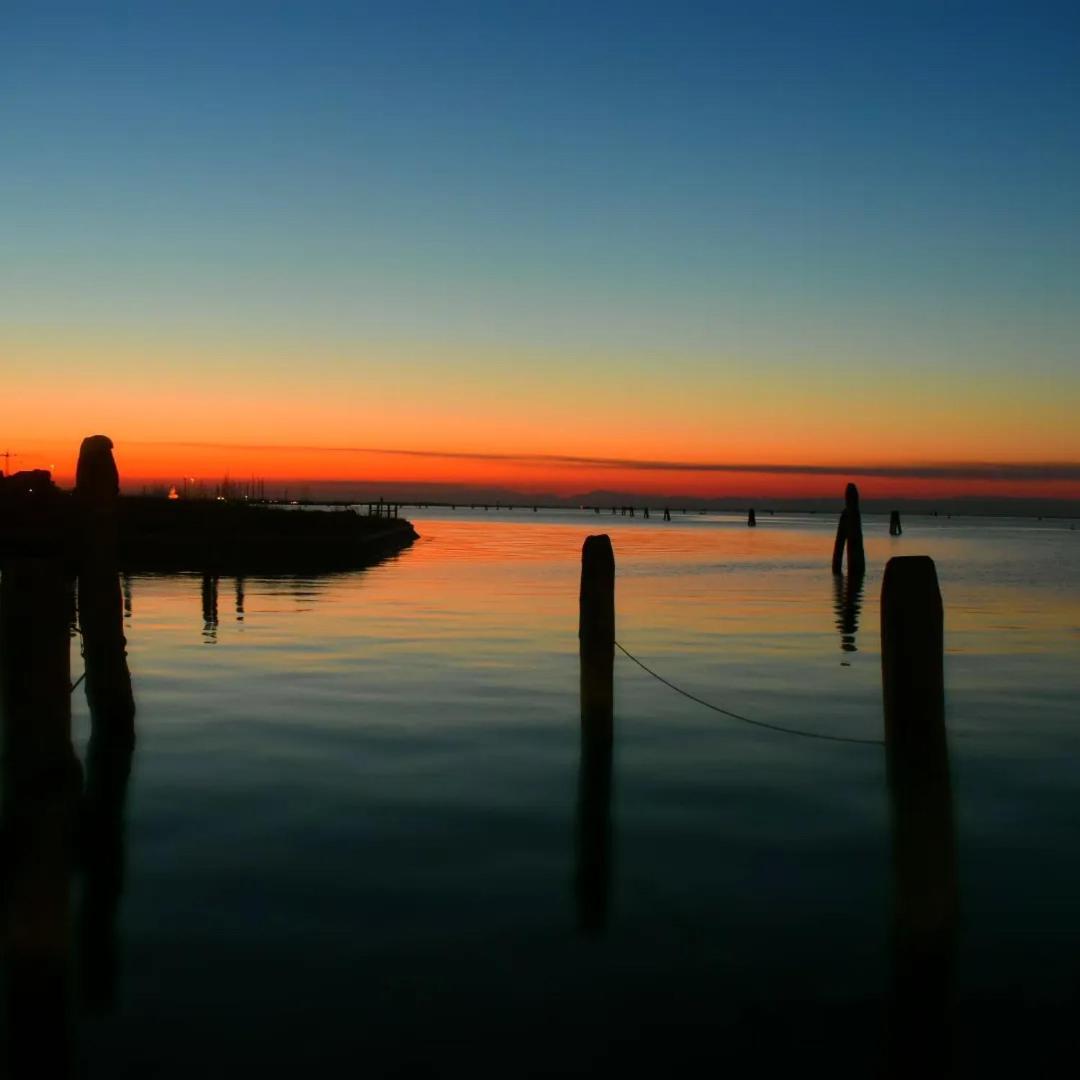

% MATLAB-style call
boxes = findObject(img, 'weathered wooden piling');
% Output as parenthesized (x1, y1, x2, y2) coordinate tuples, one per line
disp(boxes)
(75, 434, 120, 556)
(579, 535, 614, 743)
(831, 482, 866, 576)
(747, 508, 756, 527)
(0, 557, 80, 1075)
(890, 510, 903, 536)
(577, 534, 614, 933)
(882, 556, 944, 737)
(643, 507, 650, 519)
(881, 556, 956, 1076)
(663, 507, 671, 521)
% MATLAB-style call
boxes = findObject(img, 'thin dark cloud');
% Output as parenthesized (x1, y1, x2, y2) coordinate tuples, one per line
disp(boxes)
(137, 441, 1080, 483)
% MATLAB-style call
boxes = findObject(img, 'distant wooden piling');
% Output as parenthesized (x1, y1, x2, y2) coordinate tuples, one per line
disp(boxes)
(663, 508, 671, 521)
(579, 535, 614, 742)
(831, 482, 866, 576)
(643, 507, 650, 519)
(881, 556, 956, 1076)
(890, 510, 903, 536)
(748, 508, 756, 528)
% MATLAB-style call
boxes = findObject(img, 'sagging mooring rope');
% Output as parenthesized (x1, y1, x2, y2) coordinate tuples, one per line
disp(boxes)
(614, 641, 884, 747)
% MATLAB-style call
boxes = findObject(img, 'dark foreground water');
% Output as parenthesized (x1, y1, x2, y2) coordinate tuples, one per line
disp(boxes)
(3, 510, 1079, 1076)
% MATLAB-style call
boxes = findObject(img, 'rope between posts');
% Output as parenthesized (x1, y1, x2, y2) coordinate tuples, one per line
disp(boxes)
(614, 641, 884, 747)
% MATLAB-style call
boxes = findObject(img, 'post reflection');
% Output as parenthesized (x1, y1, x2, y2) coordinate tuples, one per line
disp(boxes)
(235, 575, 245, 621)
(577, 637, 614, 935)
(832, 572, 865, 657)
(0, 559, 82, 1078)
(201, 572, 219, 642)
(884, 650, 957, 1074)
(77, 559, 136, 1013)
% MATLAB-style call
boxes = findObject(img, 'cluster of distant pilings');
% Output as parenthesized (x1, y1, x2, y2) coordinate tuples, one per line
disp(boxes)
(365, 500, 401, 518)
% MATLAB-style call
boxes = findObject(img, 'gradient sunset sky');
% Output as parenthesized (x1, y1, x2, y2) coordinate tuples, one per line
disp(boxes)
(3, 2, 1078, 501)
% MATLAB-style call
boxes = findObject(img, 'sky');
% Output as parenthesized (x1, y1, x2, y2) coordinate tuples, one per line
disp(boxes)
(3, 1, 1079, 503)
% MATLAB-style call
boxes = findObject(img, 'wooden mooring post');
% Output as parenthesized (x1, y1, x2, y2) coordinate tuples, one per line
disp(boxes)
(881, 555, 956, 1076)
(577, 534, 615, 934)
(831, 482, 866, 576)
(747, 508, 756, 527)
(0, 557, 80, 1076)
(889, 510, 903, 536)
(579, 534, 615, 741)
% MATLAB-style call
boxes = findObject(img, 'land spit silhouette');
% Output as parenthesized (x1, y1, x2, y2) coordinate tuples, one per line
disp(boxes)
(0, 436, 418, 573)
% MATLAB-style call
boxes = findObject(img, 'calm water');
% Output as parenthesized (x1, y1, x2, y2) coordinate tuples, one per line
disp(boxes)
(10, 510, 1080, 1074)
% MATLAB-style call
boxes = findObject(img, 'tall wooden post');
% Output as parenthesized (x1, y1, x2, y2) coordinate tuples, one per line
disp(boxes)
(75, 434, 120, 560)
(579, 535, 614, 742)
(577, 535, 615, 934)
(890, 510, 903, 536)
(881, 556, 956, 1077)
(747, 508, 756, 527)
(71, 433, 138, 1010)
(0, 558, 80, 1076)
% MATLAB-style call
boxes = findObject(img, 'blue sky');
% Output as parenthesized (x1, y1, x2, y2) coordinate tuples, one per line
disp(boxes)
(3, 2, 1078, 484)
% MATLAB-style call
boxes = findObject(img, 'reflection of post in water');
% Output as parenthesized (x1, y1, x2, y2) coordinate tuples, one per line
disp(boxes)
(832, 572, 865, 656)
(576, 535, 615, 934)
(201, 572, 219, 641)
(77, 559, 136, 1013)
(235, 575, 245, 621)
(0, 558, 81, 1077)
(121, 572, 132, 618)
(881, 556, 957, 1078)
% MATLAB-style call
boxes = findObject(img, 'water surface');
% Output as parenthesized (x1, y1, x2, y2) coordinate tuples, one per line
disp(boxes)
(10, 509, 1080, 1074)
